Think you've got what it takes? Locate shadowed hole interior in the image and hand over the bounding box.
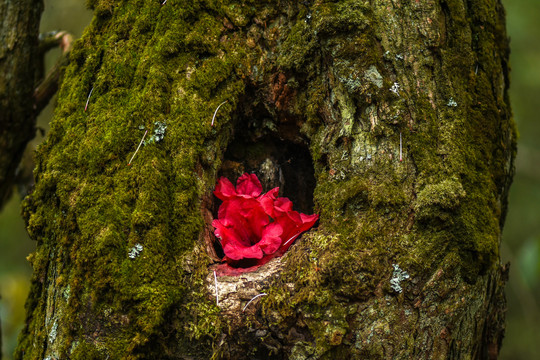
[212,100,316,263]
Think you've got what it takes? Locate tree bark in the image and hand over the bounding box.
[16,1,515,359]
[0,0,43,208]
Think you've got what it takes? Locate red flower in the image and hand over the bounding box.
[212,173,318,273]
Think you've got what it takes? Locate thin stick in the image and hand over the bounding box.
[242,293,267,312]
[399,132,403,162]
[283,232,301,247]
[84,87,94,112]
[128,130,148,165]
[213,270,219,306]
[211,100,228,126]
[161,0,167,4]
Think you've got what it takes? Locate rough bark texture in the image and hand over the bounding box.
[0,0,43,208]
[16,0,515,359]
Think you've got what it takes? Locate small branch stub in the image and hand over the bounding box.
[242,293,267,312]
[399,132,402,162]
[128,130,148,166]
[211,100,228,126]
[214,270,219,306]
[84,87,94,112]
[282,232,302,248]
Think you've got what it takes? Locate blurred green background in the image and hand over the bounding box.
[0,0,538,358]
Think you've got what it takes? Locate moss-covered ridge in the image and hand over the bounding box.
[236,0,514,357]
[17,0,255,358]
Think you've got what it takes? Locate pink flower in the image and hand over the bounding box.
[212,173,318,272]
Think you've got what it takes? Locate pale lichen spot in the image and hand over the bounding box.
[128,243,144,259]
[363,65,383,88]
[390,264,409,293]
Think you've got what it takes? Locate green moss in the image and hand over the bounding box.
[16,0,254,357]
[277,21,318,71]
[415,177,466,219]
[70,339,104,359]
[222,3,256,27]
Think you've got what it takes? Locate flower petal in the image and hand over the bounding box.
[274,197,294,212]
[218,198,269,241]
[258,222,283,254]
[236,173,263,197]
[275,210,319,252]
[259,187,279,217]
[299,213,319,229]
[212,173,319,270]
[212,218,249,247]
[214,177,237,200]
[223,242,264,260]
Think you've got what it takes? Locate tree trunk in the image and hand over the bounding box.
[0,0,43,207]
[16,1,515,359]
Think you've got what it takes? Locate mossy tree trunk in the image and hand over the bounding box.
[0,0,43,207]
[16,1,515,359]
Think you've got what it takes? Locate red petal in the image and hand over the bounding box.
[214,177,237,200]
[300,213,319,229]
[274,197,294,212]
[275,211,319,251]
[244,206,270,240]
[213,219,249,248]
[280,232,301,251]
[223,242,264,260]
[275,211,300,241]
[212,173,319,270]
[236,173,263,197]
[220,198,269,241]
[258,222,283,254]
[259,187,279,217]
